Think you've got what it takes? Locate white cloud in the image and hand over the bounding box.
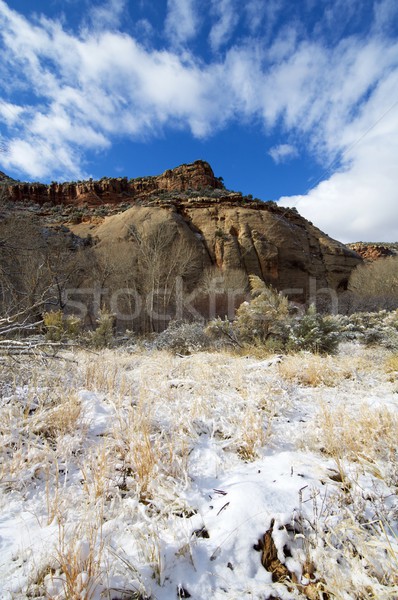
[88,0,126,30]
[279,69,398,242]
[1,0,398,242]
[165,0,199,45]
[0,2,228,178]
[0,101,25,126]
[269,143,298,163]
[373,0,398,34]
[209,0,239,52]
[262,0,286,41]
[244,0,265,33]
[5,137,83,181]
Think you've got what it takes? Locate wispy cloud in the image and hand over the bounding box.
[209,0,239,51]
[165,0,199,45]
[269,143,298,164]
[88,0,127,30]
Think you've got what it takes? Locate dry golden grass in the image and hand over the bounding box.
[32,392,82,441]
[110,397,190,501]
[385,353,398,376]
[314,509,398,599]
[306,402,398,473]
[2,343,397,599]
[46,516,105,600]
[83,354,130,397]
[80,444,114,502]
[278,353,363,386]
[236,407,269,461]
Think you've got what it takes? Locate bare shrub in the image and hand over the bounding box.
[349,256,398,310]
[153,320,210,354]
[129,221,201,333]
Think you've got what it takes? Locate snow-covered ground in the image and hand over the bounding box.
[0,343,397,599]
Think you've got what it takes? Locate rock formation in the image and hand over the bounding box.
[5,160,224,206]
[347,243,398,261]
[2,160,362,306]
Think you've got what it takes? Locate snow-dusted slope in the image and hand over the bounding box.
[0,344,397,599]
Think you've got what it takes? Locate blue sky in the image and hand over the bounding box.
[0,0,398,242]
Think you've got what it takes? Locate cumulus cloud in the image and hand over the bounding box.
[0,1,228,178]
[279,72,398,242]
[269,143,298,163]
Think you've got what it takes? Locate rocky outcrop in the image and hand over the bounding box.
[347,243,398,261]
[0,171,17,184]
[3,160,362,303]
[5,160,224,206]
[74,194,362,302]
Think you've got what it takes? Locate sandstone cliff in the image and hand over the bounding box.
[70,196,361,302]
[347,243,398,261]
[3,160,362,305]
[6,160,223,206]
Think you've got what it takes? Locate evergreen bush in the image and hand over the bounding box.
[89,311,116,349]
[234,276,290,344]
[287,305,342,354]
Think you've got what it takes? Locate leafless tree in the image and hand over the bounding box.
[348,256,398,311]
[196,266,248,319]
[0,212,95,358]
[129,221,201,332]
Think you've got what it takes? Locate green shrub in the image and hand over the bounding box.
[43,311,82,342]
[234,276,290,344]
[89,311,116,349]
[287,305,342,354]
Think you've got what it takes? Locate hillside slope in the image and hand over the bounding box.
[1,161,362,318]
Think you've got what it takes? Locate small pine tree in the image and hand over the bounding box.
[90,311,116,349]
[43,311,82,342]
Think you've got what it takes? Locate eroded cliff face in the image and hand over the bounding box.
[181,202,360,295]
[3,160,362,302]
[6,160,224,206]
[75,195,361,302]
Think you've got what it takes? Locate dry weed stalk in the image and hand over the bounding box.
[83,353,129,398]
[112,396,190,501]
[309,402,398,466]
[80,443,114,502]
[278,354,356,387]
[237,407,270,461]
[48,512,105,600]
